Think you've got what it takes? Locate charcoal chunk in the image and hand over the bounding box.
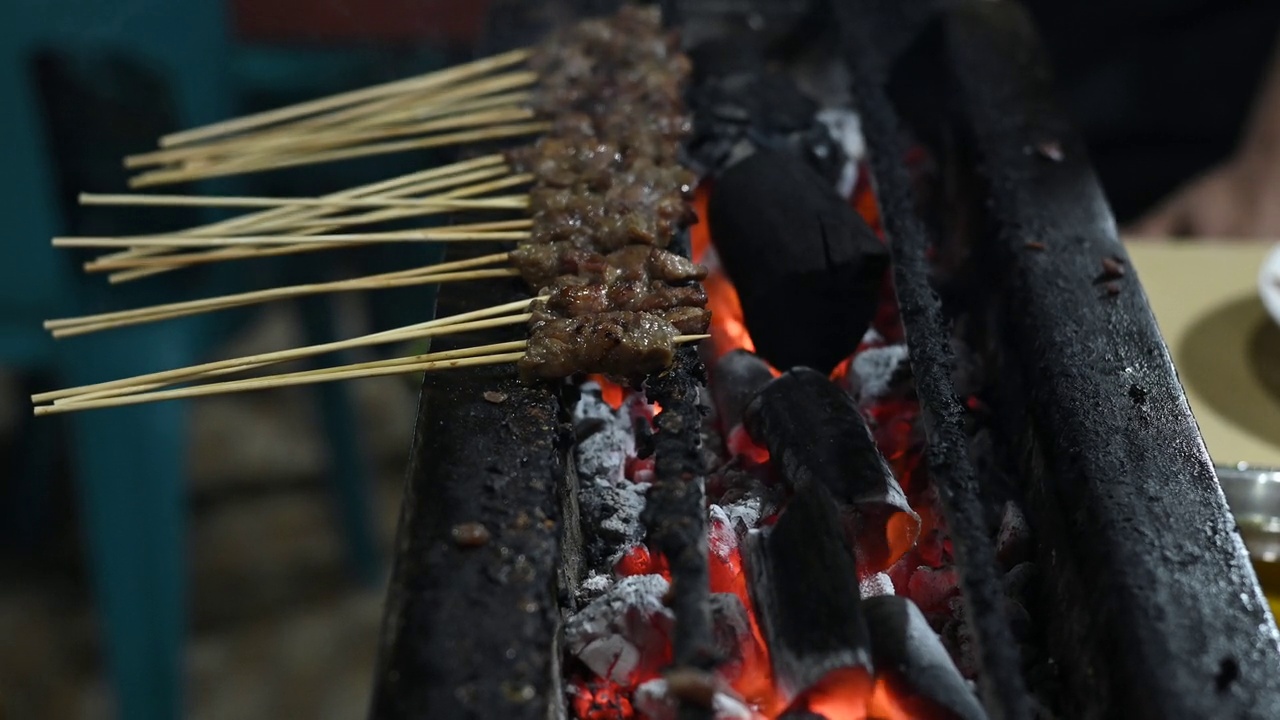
[708,149,888,373]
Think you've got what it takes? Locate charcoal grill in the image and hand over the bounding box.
[369,1,1280,718]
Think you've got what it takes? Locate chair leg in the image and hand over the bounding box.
[61,330,191,720]
[297,294,381,587]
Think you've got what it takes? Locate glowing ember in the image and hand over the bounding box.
[691,185,759,360]
[726,425,770,464]
[572,680,636,720]
[589,374,628,410]
[568,145,965,720]
[789,668,875,719]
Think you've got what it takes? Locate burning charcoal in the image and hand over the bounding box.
[571,680,636,720]
[711,350,777,434]
[907,565,960,615]
[859,572,895,598]
[708,149,888,372]
[744,480,873,703]
[633,678,754,720]
[573,386,650,568]
[708,505,744,581]
[995,501,1031,569]
[862,596,990,720]
[1002,561,1036,604]
[564,574,675,684]
[745,369,921,573]
[574,383,636,482]
[709,592,753,673]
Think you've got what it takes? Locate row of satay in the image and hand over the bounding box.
[500,6,711,380]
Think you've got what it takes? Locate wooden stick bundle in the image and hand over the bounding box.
[96,173,533,282]
[158,48,533,148]
[33,335,710,415]
[33,297,539,406]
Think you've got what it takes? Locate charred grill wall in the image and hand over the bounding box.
[835,0,1280,717]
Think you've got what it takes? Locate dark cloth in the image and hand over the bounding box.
[1022,0,1280,221]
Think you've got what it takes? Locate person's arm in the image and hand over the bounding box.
[1131,34,1280,238]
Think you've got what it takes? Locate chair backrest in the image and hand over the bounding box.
[0,0,232,368]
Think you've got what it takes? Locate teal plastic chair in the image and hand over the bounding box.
[0,4,383,717]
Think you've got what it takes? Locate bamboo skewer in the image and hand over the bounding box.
[126,103,537,170]
[278,173,532,232]
[99,174,533,282]
[127,75,539,171]
[94,228,525,274]
[62,230,530,251]
[35,353,529,414]
[76,192,529,213]
[89,155,510,268]
[31,296,539,405]
[55,340,533,406]
[34,336,711,415]
[158,48,532,148]
[46,252,513,332]
[267,79,536,137]
[131,121,550,188]
[48,267,519,338]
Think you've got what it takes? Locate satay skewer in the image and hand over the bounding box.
[52,340,533,406]
[48,269,519,338]
[158,48,533,148]
[32,296,541,405]
[77,191,529,212]
[101,173,533,282]
[88,155,511,270]
[127,102,537,170]
[131,121,549,188]
[45,252,512,332]
[34,335,711,415]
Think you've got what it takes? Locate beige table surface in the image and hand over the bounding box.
[1125,241,1280,467]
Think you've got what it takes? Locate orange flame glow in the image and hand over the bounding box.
[588,374,627,410]
[691,185,760,360]
[790,667,875,719]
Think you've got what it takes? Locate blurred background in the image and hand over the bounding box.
[1,0,1279,719]
[0,1,494,718]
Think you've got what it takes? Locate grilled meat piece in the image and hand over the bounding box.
[543,276,707,317]
[519,311,680,379]
[511,242,707,290]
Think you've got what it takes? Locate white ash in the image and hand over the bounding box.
[633,679,755,720]
[573,385,648,564]
[573,383,635,483]
[851,344,910,404]
[707,505,739,561]
[578,571,613,601]
[859,572,895,598]
[565,574,674,684]
[714,491,766,532]
[816,108,865,199]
